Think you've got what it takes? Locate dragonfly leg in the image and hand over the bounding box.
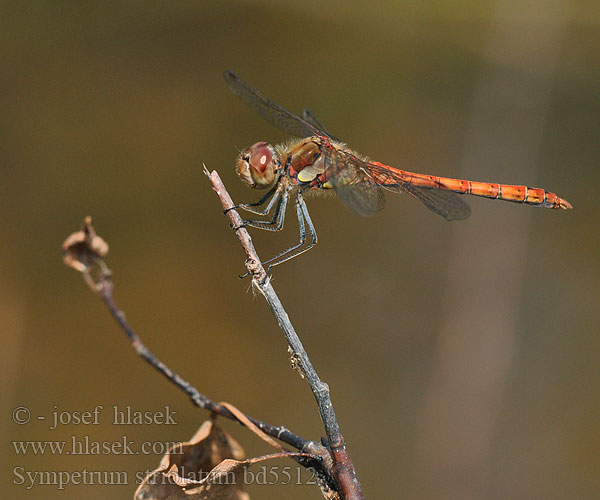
[262,192,318,272]
[242,189,289,232]
[226,185,280,216]
[239,192,316,279]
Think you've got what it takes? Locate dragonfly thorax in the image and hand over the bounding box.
[236,142,278,190]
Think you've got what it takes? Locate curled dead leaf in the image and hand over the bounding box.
[164,458,250,500]
[62,216,109,272]
[135,419,323,500]
[163,453,314,500]
[219,402,285,453]
[134,420,246,500]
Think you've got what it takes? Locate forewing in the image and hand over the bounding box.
[224,70,322,138]
[301,109,340,141]
[326,148,386,217]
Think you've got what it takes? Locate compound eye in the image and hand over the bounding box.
[249,142,273,173]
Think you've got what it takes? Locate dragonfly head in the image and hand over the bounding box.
[236,142,278,189]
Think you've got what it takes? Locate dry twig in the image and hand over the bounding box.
[205,168,364,500]
[62,217,335,493]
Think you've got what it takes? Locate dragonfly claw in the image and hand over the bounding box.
[238,265,270,283]
[223,206,239,215]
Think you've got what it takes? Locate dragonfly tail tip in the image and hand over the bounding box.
[558,198,573,210]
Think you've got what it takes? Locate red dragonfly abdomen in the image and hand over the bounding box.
[371,162,572,210]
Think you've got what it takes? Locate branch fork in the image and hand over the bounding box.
[62,169,365,499]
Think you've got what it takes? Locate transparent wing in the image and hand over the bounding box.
[224,70,327,138]
[360,162,471,221]
[401,185,471,221]
[324,147,386,217]
[225,70,470,221]
[301,109,340,141]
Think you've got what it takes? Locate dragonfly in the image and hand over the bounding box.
[223,70,572,272]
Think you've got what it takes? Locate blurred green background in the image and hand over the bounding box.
[3,1,599,499]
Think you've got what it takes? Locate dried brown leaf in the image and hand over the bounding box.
[62,216,109,272]
[166,454,303,500]
[164,459,250,500]
[135,419,318,500]
[134,420,246,500]
[219,402,285,453]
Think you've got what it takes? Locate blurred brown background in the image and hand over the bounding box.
[3,1,599,499]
